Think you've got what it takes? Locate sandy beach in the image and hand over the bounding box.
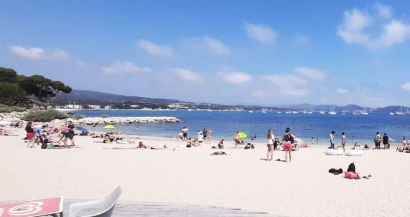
[1,127,410,217]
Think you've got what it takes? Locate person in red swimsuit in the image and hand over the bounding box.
[282,127,295,162]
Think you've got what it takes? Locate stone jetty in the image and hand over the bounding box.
[52,116,182,125]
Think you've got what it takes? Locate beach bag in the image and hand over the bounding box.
[41,139,48,149]
[186,144,191,148]
[347,162,355,172]
[244,145,250,149]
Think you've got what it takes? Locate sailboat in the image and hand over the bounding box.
[328,106,337,115]
[394,107,405,115]
[360,107,368,115]
[389,111,395,115]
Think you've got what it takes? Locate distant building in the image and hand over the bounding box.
[104,105,112,110]
[89,105,101,109]
[130,105,139,108]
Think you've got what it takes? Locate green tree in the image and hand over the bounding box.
[16,75,72,104]
[0,82,28,106]
[0,67,18,83]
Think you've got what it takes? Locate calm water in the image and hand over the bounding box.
[74,110,410,146]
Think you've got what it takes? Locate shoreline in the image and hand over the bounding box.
[1,127,410,217]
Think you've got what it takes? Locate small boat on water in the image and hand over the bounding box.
[394,107,405,115]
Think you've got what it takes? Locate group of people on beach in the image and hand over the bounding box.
[178,126,212,146]
[24,120,76,149]
[265,127,295,162]
[327,130,410,152]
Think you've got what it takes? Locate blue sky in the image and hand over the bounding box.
[1,0,409,107]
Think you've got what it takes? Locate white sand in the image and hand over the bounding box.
[1,127,409,217]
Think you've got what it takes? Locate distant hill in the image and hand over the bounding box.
[53,89,182,105]
[374,106,410,113]
[286,104,365,112]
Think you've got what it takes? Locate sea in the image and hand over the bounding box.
[73,110,410,147]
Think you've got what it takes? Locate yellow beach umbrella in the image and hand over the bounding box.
[238,132,247,139]
[104,125,115,129]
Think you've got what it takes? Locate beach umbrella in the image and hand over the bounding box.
[104,125,115,129]
[238,132,247,139]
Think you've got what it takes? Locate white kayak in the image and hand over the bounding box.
[325,149,344,155]
[345,149,363,156]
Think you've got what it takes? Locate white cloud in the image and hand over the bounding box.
[102,61,151,74]
[218,71,252,84]
[252,90,267,98]
[337,5,410,49]
[203,36,230,55]
[402,82,410,91]
[295,35,310,45]
[168,68,201,81]
[136,39,174,57]
[10,46,70,60]
[183,36,229,55]
[376,3,391,19]
[337,88,348,94]
[76,61,86,66]
[51,49,70,59]
[265,74,308,96]
[244,22,277,44]
[294,67,326,80]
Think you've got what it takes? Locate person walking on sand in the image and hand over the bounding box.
[341,132,346,153]
[266,129,275,161]
[311,137,314,145]
[282,127,294,162]
[329,131,335,149]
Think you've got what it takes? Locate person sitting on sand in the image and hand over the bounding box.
[192,138,200,147]
[396,146,409,152]
[363,144,371,150]
[0,130,18,136]
[218,139,224,149]
[138,141,167,150]
[211,151,231,155]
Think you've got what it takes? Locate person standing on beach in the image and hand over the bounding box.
[383,133,389,149]
[233,132,240,148]
[181,126,188,141]
[202,128,207,141]
[25,121,34,148]
[282,127,294,162]
[329,131,335,149]
[310,137,314,145]
[266,129,275,161]
[341,132,346,152]
[206,128,212,143]
[374,132,382,149]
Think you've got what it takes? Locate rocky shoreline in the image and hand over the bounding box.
[0,111,182,125]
